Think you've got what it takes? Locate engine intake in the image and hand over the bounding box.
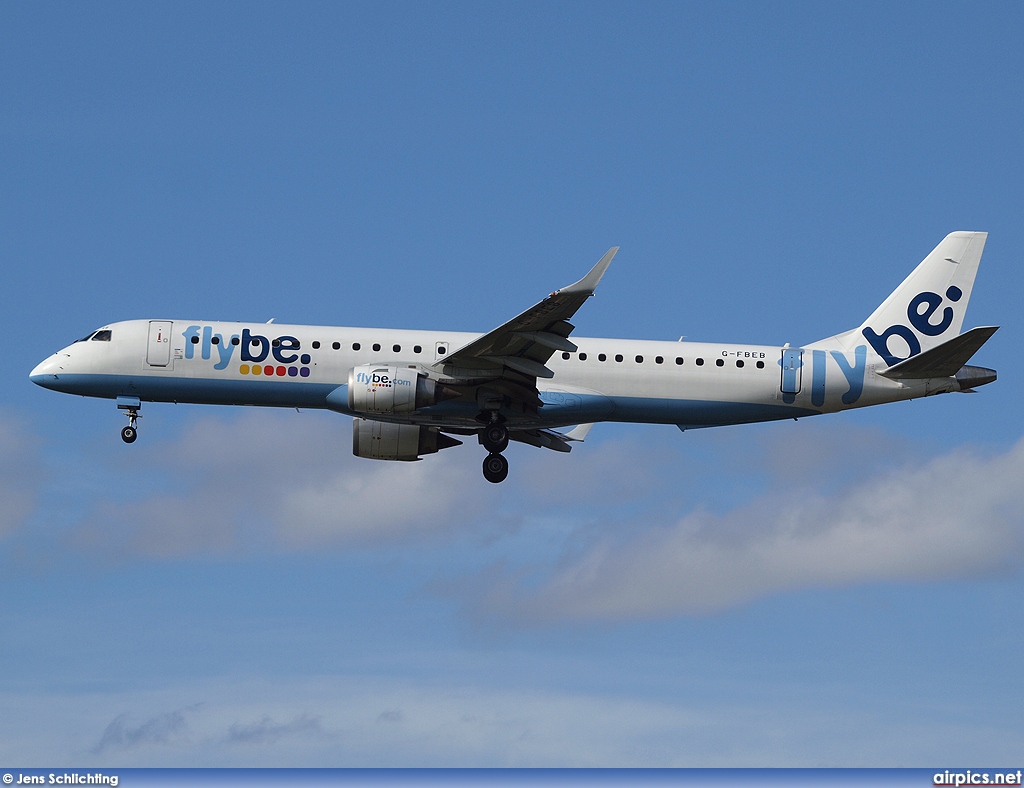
[352,418,462,461]
[347,365,459,415]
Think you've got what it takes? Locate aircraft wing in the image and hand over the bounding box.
[436,247,618,381]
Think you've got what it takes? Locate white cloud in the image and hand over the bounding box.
[0,409,43,539]
[277,454,482,548]
[68,410,494,558]
[93,707,198,754]
[0,676,722,766]
[2,672,1020,767]
[473,435,1024,621]
[225,713,330,746]
[48,410,1024,621]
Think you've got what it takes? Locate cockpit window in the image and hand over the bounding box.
[74,328,112,343]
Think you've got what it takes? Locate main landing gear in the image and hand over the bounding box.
[482,452,509,484]
[480,421,509,483]
[481,422,509,454]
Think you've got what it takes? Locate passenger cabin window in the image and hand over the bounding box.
[635,355,643,363]
[562,352,570,360]
[716,359,724,367]
[696,358,705,366]
[191,335,200,344]
[675,357,683,365]
[312,341,321,349]
[91,330,112,342]
[231,337,240,345]
[393,344,401,353]
[615,354,623,362]
[598,353,606,362]
[756,360,765,369]
[414,345,422,354]
[373,343,381,352]
[211,336,220,345]
[736,360,744,368]
[437,346,447,355]
[656,356,664,364]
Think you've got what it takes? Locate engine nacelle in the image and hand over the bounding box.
[348,365,456,415]
[352,418,461,461]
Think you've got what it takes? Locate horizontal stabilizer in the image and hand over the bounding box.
[879,326,999,379]
[510,428,575,453]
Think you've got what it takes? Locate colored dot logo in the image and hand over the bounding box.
[239,363,310,378]
[232,329,313,378]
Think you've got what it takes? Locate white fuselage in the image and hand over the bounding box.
[30,318,948,432]
[27,233,995,484]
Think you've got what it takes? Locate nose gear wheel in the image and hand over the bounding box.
[120,405,140,444]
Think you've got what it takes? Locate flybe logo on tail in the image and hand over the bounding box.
[862,286,963,366]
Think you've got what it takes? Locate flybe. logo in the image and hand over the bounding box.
[182,326,312,378]
[354,371,411,388]
[861,286,963,366]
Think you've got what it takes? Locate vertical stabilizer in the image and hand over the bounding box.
[816,232,988,366]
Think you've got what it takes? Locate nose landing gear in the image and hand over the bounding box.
[117,396,141,444]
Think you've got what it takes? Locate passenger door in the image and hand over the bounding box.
[147,321,173,367]
[780,348,802,395]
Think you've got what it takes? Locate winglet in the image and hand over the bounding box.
[555,247,619,296]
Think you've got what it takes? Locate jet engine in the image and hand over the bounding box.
[347,365,459,415]
[352,418,462,461]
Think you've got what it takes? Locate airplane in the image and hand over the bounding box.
[30,231,998,483]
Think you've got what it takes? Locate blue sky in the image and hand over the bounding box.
[2,1,1023,766]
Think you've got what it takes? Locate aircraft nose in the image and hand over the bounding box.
[30,355,63,389]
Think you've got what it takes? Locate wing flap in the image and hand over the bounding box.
[513,331,579,352]
[482,355,555,378]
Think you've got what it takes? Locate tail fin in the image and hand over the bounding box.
[817,231,988,366]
